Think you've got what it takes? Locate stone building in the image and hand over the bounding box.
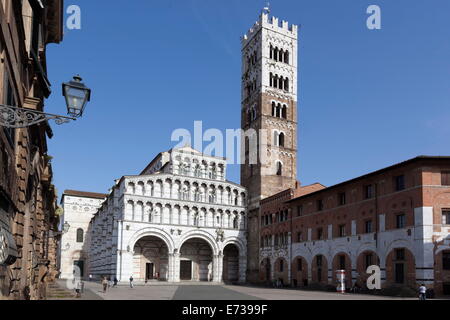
[58,190,107,280]
[89,146,247,283]
[240,12,299,283]
[259,157,450,296]
[0,0,63,300]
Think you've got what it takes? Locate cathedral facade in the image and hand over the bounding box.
[88,147,247,283]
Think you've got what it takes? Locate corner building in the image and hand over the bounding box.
[89,147,247,283]
[259,157,450,296]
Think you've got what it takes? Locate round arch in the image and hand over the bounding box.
[128,227,175,254]
[178,230,219,255]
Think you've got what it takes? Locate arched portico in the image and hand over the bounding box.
[133,236,169,282]
[178,237,214,282]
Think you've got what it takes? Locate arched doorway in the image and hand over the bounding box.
[133,236,169,281]
[356,251,380,288]
[259,258,271,283]
[223,244,239,283]
[274,258,288,286]
[180,238,213,281]
[332,253,352,289]
[386,247,416,288]
[292,256,308,287]
[311,254,328,285]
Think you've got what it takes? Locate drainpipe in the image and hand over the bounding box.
[374,183,379,250]
[289,190,294,287]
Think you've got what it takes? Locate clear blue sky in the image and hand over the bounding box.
[45,0,450,198]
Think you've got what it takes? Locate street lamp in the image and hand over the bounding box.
[0,75,91,128]
[62,222,71,234]
[62,75,91,118]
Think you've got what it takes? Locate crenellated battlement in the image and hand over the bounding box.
[242,12,298,46]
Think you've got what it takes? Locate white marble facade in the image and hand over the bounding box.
[89,147,248,283]
[59,193,106,279]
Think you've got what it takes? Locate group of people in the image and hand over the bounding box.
[101,276,119,293]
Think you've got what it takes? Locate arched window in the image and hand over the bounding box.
[274,47,279,61]
[279,132,285,147]
[272,102,276,117]
[76,228,84,243]
[284,51,289,64]
[277,104,282,118]
[270,45,273,59]
[269,73,273,87]
[276,162,283,176]
[233,217,238,229]
[282,105,287,119]
[284,78,289,92]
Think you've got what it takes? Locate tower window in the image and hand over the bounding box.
[276,162,283,176]
[279,132,285,147]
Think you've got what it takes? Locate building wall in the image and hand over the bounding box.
[0,0,63,300]
[258,159,450,295]
[59,193,106,279]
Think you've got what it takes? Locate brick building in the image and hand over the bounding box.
[0,0,64,300]
[259,156,450,296]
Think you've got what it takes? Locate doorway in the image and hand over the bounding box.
[180,261,192,280]
[73,260,84,278]
[146,263,154,280]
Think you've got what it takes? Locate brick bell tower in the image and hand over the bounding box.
[240,10,299,282]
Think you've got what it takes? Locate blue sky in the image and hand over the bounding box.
[45,0,450,198]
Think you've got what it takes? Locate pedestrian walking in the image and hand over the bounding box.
[102,277,108,294]
[75,280,82,298]
[129,275,134,288]
[107,276,112,288]
[113,277,118,287]
[89,274,93,282]
[419,284,427,301]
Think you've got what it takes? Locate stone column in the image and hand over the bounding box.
[213,254,224,283]
[172,252,180,282]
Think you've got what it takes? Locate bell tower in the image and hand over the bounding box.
[240,10,299,282]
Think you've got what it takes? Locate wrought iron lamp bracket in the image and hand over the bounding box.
[0,104,76,129]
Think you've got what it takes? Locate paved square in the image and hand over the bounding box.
[59,281,414,301]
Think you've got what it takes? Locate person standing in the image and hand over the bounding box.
[419,284,427,301]
[129,275,134,288]
[113,277,118,288]
[75,280,82,298]
[102,277,108,294]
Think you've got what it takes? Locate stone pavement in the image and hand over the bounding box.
[54,280,416,300]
